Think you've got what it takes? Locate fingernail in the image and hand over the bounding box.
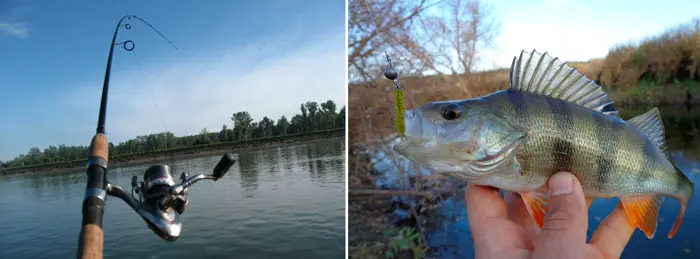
[549,172,573,197]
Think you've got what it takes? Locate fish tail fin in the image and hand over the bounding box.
[668,163,694,239]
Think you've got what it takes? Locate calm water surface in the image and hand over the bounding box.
[368,104,700,259]
[0,138,345,259]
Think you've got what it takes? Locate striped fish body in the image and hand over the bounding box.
[480,90,689,200]
[394,50,693,239]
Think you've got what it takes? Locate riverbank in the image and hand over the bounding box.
[349,153,424,258]
[349,142,460,259]
[1,128,344,175]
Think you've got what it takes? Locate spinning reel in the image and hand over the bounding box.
[105,154,236,241]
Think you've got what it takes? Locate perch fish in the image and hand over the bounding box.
[394,50,694,239]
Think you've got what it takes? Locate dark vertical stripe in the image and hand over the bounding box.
[506,91,531,166]
[552,139,572,172]
[507,90,533,140]
[507,91,528,117]
[636,138,657,187]
[547,97,573,172]
[593,114,623,189]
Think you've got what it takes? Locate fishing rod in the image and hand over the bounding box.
[361,0,406,137]
[77,15,236,259]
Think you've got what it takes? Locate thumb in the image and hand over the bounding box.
[532,171,588,259]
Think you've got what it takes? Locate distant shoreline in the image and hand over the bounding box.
[1,128,345,176]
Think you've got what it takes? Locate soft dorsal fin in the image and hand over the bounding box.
[509,50,619,118]
[628,107,667,153]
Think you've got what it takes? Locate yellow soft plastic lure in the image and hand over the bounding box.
[393,87,405,137]
[362,0,406,137]
[383,65,405,137]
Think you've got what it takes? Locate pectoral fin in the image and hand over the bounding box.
[519,194,594,231]
[520,191,549,230]
[619,196,663,239]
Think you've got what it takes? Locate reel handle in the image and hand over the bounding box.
[212,153,235,180]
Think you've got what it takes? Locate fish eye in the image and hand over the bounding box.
[441,104,461,120]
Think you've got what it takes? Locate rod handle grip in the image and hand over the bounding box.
[77,224,103,259]
[89,133,109,165]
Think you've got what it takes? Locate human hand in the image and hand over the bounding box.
[465,172,636,259]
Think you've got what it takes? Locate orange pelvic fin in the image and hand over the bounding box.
[520,191,548,230]
[619,196,663,239]
[586,197,595,209]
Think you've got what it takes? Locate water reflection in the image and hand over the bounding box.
[238,151,260,196]
[0,138,345,259]
[620,104,700,160]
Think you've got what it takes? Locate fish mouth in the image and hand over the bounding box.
[393,136,439,168]
[394,135,520,181]
[393,137,422,156]
[403,108,428,139]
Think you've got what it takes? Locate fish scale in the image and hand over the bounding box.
[485,91,676,197]
[394,49,694,239]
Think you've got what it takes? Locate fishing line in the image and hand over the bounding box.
[126,15,180,51]
[361,0,405,137]
[131,50,170,137]
[360,0,447,138]
[115,15,179,147]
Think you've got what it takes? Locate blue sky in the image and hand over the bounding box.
[0,0,345,160]
[475,0,700,70]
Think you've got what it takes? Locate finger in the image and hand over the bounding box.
[532,172,588,259]
[506,192,539,238]
[465,183,508,237]
[589,202,635,258]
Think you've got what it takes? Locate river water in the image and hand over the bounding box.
[367,104,700,259]
[0,138,345,259]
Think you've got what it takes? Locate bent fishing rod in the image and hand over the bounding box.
[77,15,236,259]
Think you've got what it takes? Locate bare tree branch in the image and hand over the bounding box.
[348,0,500,81]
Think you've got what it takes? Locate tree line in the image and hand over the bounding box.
[1,100,344,169]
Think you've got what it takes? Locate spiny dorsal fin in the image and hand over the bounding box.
[628,107,667,153]
[509,50,619,118]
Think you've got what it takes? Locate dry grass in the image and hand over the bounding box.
[599,18,700,90]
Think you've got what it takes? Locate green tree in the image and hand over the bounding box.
[4,99,344,170]
[305,101,319,130]
[259,117,274,137]
[219,124,229,142]
[231,111,254,141]
[276,116,290,135]
[300,104,308,132]
[337,106,345,128]
[320,100,338,129]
